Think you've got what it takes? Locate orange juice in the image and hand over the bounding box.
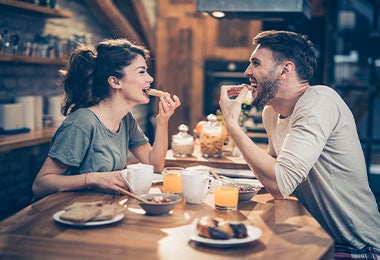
[214,186,238,211]
[162,167,183,194]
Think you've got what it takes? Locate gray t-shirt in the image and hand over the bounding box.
[48,108,148,175]
[263,85,380,250]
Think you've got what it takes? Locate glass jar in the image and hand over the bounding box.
[200,114,224,158]
[171,124,194,157]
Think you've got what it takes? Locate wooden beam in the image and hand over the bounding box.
[131,0,155,52]
[83,0,142,44]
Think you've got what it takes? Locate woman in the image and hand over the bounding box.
[33,38,181,199]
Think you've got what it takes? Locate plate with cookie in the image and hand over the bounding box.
[53,201,125,226]
[190,216,262,247]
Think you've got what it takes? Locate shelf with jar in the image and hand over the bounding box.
[0,0,72,18]
[0,53,66,65]
[0,33,86,65]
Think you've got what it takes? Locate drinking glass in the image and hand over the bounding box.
[162,167,184,195]
[214,185,238,211]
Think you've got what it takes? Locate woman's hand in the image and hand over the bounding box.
[156,95,181,124]
[86,170,127,192]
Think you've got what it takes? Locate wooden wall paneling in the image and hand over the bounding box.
[217,20,250,47]
[131,0,155,50]
[83,0,142,44]
[112,0,155,52]
[189,16,207,128]
[173,27,193,134]
[156,17,180,137]
[156,17,197,138]
[156,0,207,138]
[205,18,262,60]
[158,0,197,17]
[167,18,189,135]
[156,0,261,136]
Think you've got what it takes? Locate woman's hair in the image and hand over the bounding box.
[253,30,317,82]
[59,38,150,115]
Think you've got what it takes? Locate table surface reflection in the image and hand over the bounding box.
[0,184,333,259]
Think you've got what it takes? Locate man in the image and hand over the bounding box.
[219,30,380,259]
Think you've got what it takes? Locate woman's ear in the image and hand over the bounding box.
[108,76,121,89]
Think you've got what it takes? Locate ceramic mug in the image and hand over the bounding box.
[181,169,215,204]
[121,163,154,195]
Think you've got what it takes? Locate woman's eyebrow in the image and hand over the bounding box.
[135,65,147,70]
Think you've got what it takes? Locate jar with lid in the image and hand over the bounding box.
[200,114,224,158]
[171,124,194,157]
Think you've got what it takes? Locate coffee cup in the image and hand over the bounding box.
[121,163,154,195]
[181,169,215,204]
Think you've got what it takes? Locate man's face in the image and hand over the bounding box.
[244,45,281,106]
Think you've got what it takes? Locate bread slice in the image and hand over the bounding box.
[93,204,124,221]
[60,206,101,223]
[64,201,104,211]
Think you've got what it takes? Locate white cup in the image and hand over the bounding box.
[121,163,154,195]
[181,170,215,204]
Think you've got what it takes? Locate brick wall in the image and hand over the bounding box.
[0,144,50,220]
[0,0,112,102]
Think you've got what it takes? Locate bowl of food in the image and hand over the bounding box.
[138,193,182,216]
[234,183,262,203]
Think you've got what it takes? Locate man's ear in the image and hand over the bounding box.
[280,62,294,77]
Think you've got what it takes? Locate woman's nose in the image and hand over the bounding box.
[147,74,154,83]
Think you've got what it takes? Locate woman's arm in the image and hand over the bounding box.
[130,95,181,173]
[32,157,127,199]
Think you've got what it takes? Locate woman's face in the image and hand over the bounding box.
[118,54,154,104]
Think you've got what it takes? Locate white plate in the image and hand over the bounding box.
[190,225,262,247]
[153,173,163,184]
[53,210,124,226]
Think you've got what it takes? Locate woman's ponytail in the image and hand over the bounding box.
[60,46,97,115]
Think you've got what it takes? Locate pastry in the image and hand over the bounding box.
[145,88,170,97]
[196,216,248,240]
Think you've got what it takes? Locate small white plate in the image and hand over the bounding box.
[153,173,163,184]
[53,210,124,226]
[190,225,262,247]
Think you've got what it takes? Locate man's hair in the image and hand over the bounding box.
[253,30,317,81]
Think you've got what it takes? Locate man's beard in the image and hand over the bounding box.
[252,72,280,107]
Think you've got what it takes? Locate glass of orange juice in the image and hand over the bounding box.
[162,167,184,195]
[214,185,238,211]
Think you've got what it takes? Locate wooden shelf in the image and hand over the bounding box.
[0,0,72,18]
[0,127,57,152]
[0,54,66,65]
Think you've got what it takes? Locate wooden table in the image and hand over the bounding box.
[165,143,268,170]
[0,186,334,259]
